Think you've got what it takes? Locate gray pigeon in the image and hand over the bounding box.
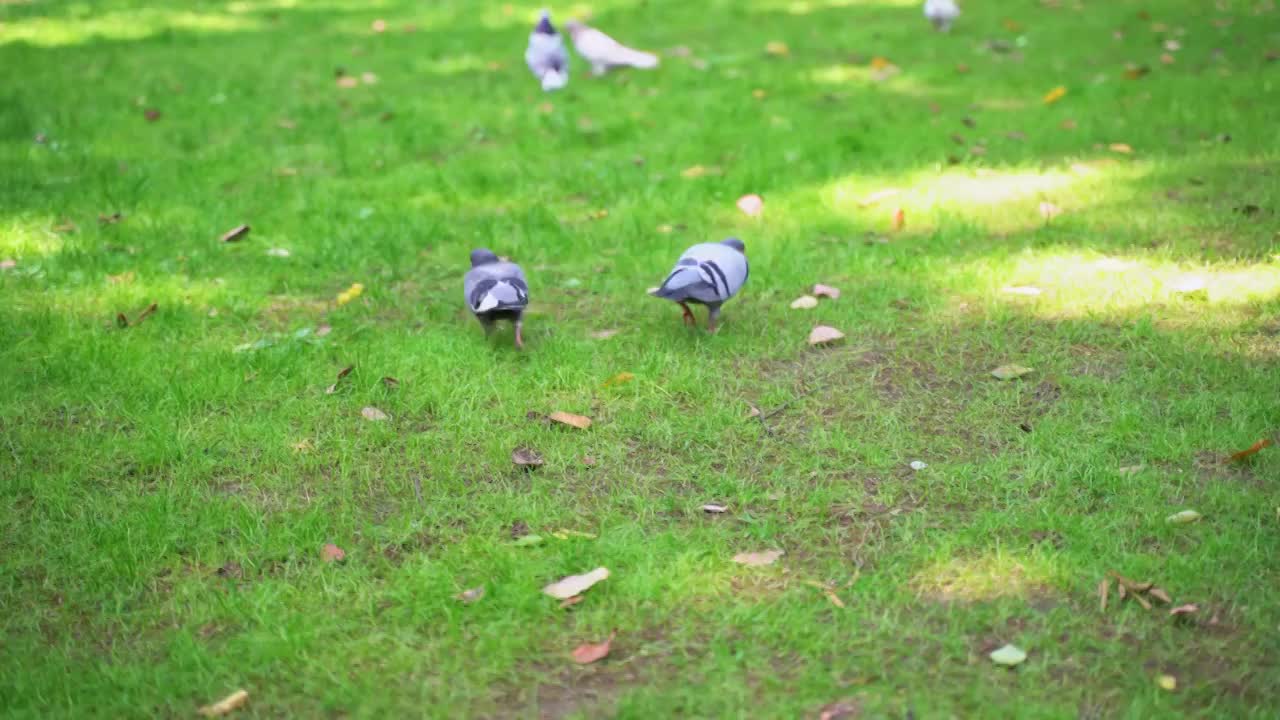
[464,248,530,349]
[525,10,569,91]
[651,238,748,332]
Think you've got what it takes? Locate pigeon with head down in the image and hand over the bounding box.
[923,0,960,31]
[651,238,748,333]
[564,20,659,76]
[465,249,530,349]
[526,9,569,91]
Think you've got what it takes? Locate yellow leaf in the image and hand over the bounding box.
[765,41,790,57]
[604,372,635,387]
[681,165,708,179]
[1042,86,1067,104]
[336,282,364,306]
[1157,674,1177,691]
[869,56,893,70]
[1108,143,1134,154]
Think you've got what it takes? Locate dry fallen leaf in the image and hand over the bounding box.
[0,259,15,270]
[266,247,290,257]
[1117,464,1144,475]
[321,543,346,563]
[198,689,249,717]
[361,406,389,421]
[681,165,717,179]
[582,455,596,467]
[765,41,790,57]
[732,549,784,566]
[549,411,592,430]
[571,631,616,664]
[456,586,485,604]
[812,283,841,299]
[1229,437,1273,462]
[144,109,162,122]
[381,376,400,389]
[736,193,764,217]
[1166,510,1201,524]
[604,372,635,387]
[1061,118,1078,130]
[817,698,863,720]
[107,271,135,285]
[790,295,819,310]
[512,447,544,468]
[1157,674,1177,691]
[808,326,845,346]
[1109,143,1134,154]
[336,75,359,88]
[1149,587,1172,604]
[702,503,728,514]
[892,207,906,231]
[991,364,1034,380]
[336,282,364,306]
[514,534,544,546]
[361,72,379,85]
[1098,578,1110,612]
[989,644,1027,667]
[220,224,250,243]
[1169,603,1199,616]
[1043,86,1068,104]
[543,567,610,599]
[590,329,620,340]
[371,18,387,33]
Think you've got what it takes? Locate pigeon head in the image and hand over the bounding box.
[535,10,556,35]
[470,248,500,267]
[720,237,746,254]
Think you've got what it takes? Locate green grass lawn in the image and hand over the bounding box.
[3,0,1279,716]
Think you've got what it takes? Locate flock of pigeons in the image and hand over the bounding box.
[470,1,962,348]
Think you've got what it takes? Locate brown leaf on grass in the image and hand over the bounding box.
[543,567,610,599]
[571,631,616,664]
[336,75,359,88]
[702,503,728,514]
[1108,571,1153,594]
[0,259,15,270]
[291,439,313,453]
[277,118,297,130]
[144,109,162,122]
[1123,64,1151,79]
[990,364,1034,380]
[1099,578,1110,612]
[99,212,123,225]
[133,303,158,326]
[198,689,249,717]
[1149,587,1172,604]
[361,406,389,421]
[603,372,635,387]
[590,328,620,340]
[107,271,135,285]
[315,324,332,337]
[1109,143,1134,154]
[808,326,845,346]
[549,411,592,430]
[512,447,544,468]
[823,589,846,608]
[817,698,863,720]
[53,220,77,234]
[1229,437,1273,462]
[1131,591,1153,610]
[371,18,387,33]
[455,586,485,604]
[220,224,250,243]
[321,543,346,563]
[790,295,819,310]
[559,595,585,609]
[732,549,784,566]
[813,283,841,299]
[1160,53,1175,65]
[891,207,905,231]
[1169,603,1199,616]
[1061,118,1078,130]
[736,194,764,217]
[582,455,596,467]
[360,72,379,85]
[1042,86,1067,104]
[765,41,790,57]
[116,313,130,328]
[381,376,400,389]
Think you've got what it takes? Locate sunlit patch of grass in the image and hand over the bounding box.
[0,9,261,47]
[911,551,1065,602]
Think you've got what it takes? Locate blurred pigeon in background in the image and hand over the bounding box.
[924,0,960,32]
[564,20,659,76]
[650,238,748,333]
[465,249,530,349]
[526,9,569,91]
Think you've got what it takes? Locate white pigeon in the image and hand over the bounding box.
[564,20,659,76]
[525,10,569,91]
[651,238,748,333]
[924,0,960,32]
